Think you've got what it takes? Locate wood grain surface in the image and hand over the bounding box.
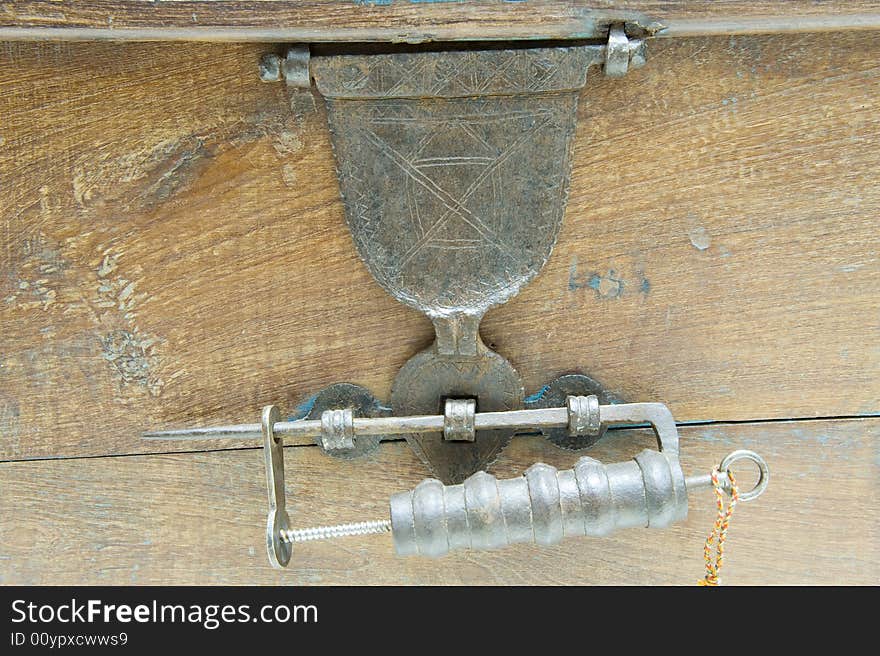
[1,33,878,462]
[1,2,880,42]
[0,30,878,585]
[1,419,876,585]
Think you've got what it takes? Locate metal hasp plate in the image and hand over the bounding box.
[274,28,646,483]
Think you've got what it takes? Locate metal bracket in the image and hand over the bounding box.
[149,26,648,484]
[147,394,769,569]
[258,398,766,566]
[259,26,646,86]
[142,26,774,572]
[252,25,648,482]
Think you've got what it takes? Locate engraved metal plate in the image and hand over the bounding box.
[311,45,606,482]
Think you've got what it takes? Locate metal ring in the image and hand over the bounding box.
[719,449,769,502]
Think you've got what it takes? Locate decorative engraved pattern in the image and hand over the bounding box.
[313,46,603,99]
[328,93,578,315]
[312,47,596,481]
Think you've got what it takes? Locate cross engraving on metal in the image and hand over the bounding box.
[143,32,777,574]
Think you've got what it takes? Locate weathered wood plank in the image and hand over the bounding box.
[1,33,878,462]
[1,2,880,42]
[0,419,876,585]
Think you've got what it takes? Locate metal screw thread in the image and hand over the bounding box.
[280,519,392,544]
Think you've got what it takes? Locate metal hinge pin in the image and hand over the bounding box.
[258,24,645,87]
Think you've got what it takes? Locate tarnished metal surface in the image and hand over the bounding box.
[391,345,523,483]
[443,398,476,442]
[260,46,311,86]
[566,393,600,438]
[312,46,600,317]
[305,382,390,459]
[390,449,689,557]
[390,397,688,557]
[154,399,769,567]
[282,45,311,88]
[311,45,610,481]
[259,399,769,565]
[261,405,291,569]
[270,445,769,563]
[526,373,623,450]
[320,408,355,451]
[604,24,648,77]
[258,53,282,82]
[147,34,651,482]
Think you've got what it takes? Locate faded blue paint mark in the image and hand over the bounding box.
[569,258,644,299]
[524,384,551,404]
[595,271,623,299]
[838,264,864,273]
[288,394,318,421]
[569,265,622,299]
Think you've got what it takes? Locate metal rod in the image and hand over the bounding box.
[144,406,572,442]
[685,472,727,492]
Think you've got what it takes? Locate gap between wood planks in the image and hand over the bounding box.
[1,412,875,465]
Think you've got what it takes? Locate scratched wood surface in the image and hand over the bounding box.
[0,419,876,585]
[2,2,880,42]
[1,30,879,585]
[1,33,878,462]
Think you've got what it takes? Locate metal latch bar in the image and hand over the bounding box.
[146,395,599,445]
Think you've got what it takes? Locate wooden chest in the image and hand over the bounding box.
[1,2,878,584]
